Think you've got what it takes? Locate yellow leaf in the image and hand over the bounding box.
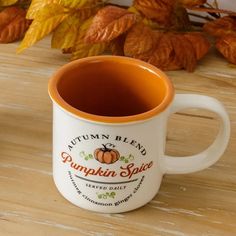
[58,0,88,8]
[71,41,106,60]
[17,4,68,53]
[58,0,104,9]
[26,0,57,19]
[51,13,81,49]
[0,0,18,6]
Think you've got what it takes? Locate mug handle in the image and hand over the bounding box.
[164,94,230,174]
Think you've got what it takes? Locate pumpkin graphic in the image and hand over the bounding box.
[94,144,120,164]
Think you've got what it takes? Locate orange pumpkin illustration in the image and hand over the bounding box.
[94,144,120,164]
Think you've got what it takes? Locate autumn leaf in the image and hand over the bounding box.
[74,5,102,21]
[125,29,176,70]
[65,16,93,55]
[128,6,160,29]
[148,34,180,71]
[17,3,68,53]
[151,37,182,71]
[51,13,81,49]
[0,6,31,43]
[109,34,126,56]
[183,32,210,60]
[203,16,236,38]
[58,0,89,8]
[84,6,137,43]
[71,42,106,60]
[216,35,236,64]
[124,23,157,57]
[133,0,175,26]
[70,15,107,60]
[170,34,197,72]
[125,26,210,72]
[58,0,104,9]
[154,33,209,71]
[0,6,19,28]
[124,29,179,71]
[75,16,93,41]
[26,0,58,19]
[0,0,18,6]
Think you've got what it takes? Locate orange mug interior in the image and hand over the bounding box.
[48,56,174,123]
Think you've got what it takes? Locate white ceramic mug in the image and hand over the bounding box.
[48,56,230,213]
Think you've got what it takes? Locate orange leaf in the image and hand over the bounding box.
[0,7,31,43]
[84,6,137,43]
[183,32,210,60]
[133,0,175,26]
[216,35,236,64]
[134,31,207,72]
[147,33,181,71]
[124,23,158,57]
[203,16,236,38]
[170,33,197,72]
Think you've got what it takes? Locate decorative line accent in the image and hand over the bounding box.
[74,175,138,185]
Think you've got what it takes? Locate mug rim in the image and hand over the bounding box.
[48,56,174,124]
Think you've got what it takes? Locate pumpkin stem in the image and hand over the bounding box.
[102,143,115,151]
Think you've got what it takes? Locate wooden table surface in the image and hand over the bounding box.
[0,37,236,236]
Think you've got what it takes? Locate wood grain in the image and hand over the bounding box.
[0,38,236,236]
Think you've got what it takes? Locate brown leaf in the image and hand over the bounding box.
[203,16,236,38]
[216,35,236,64]
[147,34,178,70]
[178,0,206,7]
[109,34,126,56]
[124,23,158,57]
[170,33,197,72]
[136,32,207,72]
[0,6,31,43]
[183,32,210,60]
[84,6,137,43]
[133,0,175,26]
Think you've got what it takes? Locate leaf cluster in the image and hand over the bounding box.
[0,0,236,71]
